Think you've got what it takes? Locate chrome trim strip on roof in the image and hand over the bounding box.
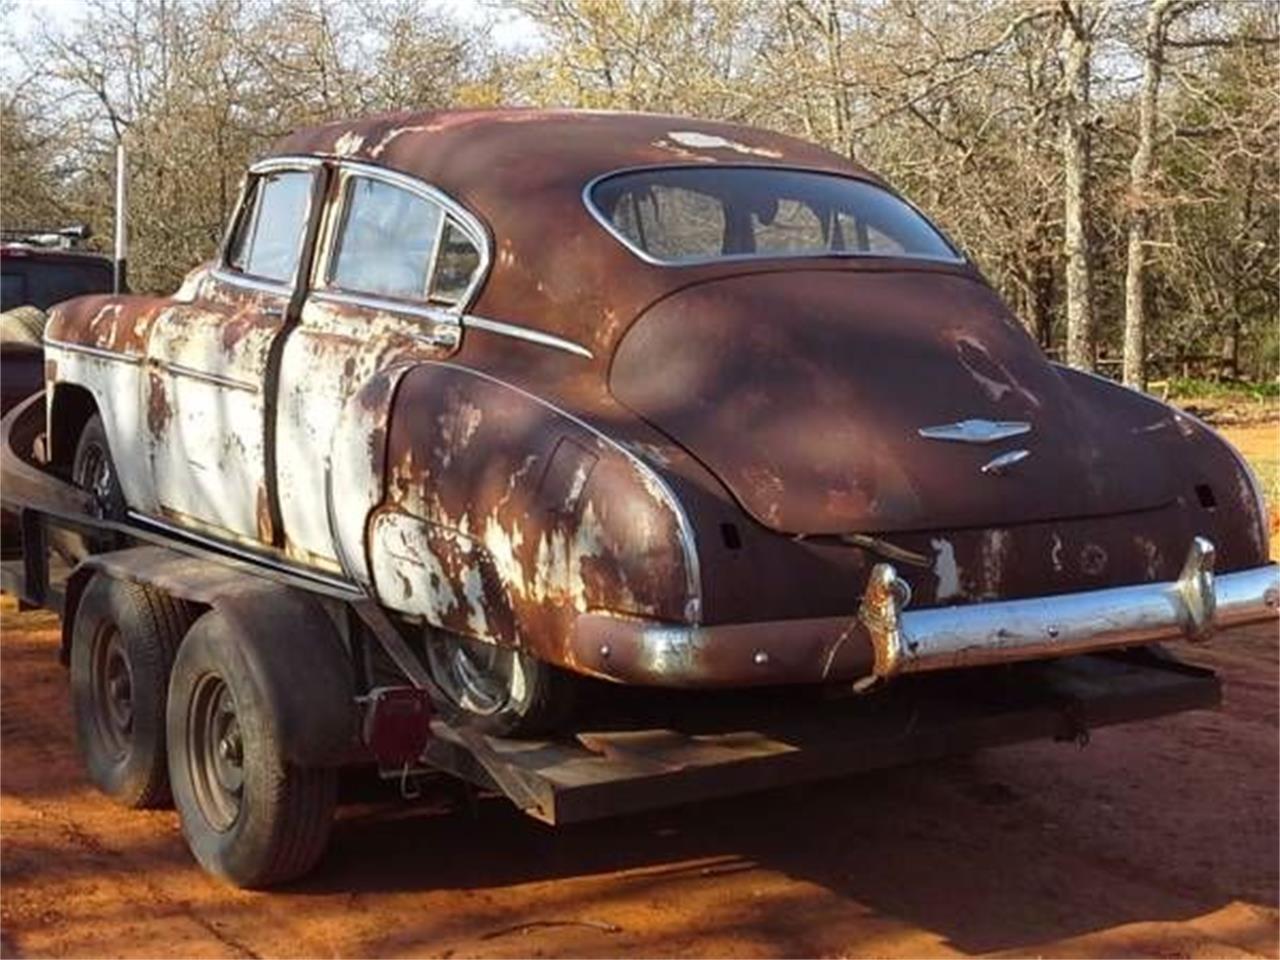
[463,315,594,359]
[581,163,967,269]
[44,337,142,365]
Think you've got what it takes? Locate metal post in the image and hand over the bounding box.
[113,142,127,293]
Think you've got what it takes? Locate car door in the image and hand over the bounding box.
[275,161,487,570]
[144,158,324,545]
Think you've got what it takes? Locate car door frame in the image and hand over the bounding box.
[142,155,330,548]
[274,159,492,570]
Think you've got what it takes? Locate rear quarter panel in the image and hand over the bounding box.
[366,363,694,669]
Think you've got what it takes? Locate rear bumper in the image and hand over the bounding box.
[571,538,1278,688]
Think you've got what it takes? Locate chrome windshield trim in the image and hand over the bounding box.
[44,338,142,365]
[582,163,966,269]
[463,315,594,359]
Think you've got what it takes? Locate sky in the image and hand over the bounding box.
[4,0,541,52]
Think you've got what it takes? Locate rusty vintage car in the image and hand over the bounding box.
[42,108,1278,740]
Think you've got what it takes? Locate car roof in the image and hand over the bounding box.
[273,108,872,190]
[270,109,924,360]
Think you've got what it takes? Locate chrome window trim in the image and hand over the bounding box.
[217,155,324,289]
[311,288,458,327]
[463,315,594,359]
[314,160,492,315]
[425,361,703,624]
[208,266,292,299]
[44,337,143,365]
[582,163,966,268]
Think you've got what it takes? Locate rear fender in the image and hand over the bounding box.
[370,363,696,667]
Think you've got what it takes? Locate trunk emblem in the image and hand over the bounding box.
[980,449,1031,475]
[918,419,1031,444]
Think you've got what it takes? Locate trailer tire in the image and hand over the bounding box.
[70,573,193,808]
[167,609,337,888]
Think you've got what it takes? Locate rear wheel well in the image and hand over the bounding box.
[49,384,98,475]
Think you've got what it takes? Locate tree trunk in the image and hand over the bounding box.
[1123,0,1174,390]
[1060,1,1097,372]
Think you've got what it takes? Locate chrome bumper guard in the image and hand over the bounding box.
[860,537,1279,681]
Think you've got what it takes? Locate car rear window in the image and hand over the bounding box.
[588,167,959,265]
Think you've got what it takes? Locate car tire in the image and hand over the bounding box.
[54,412,125,564]
[424,629,578,737]
[73,413,126,521]
[167,609,337,888]
[70,573,194,808]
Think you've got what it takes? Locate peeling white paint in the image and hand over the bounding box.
[665,130,783,158]
[931,538,961,601]
[333,131,366,157]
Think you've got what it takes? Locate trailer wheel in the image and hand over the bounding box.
[70,573,193,808]
[424,630,577,737]
[167,609,337,888]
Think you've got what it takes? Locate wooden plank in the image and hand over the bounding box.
[449,653,1220,825]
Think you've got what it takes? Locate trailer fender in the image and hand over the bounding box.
[61,547,358,767]
[180,590,358,768]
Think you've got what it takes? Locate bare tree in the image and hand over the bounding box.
[1059,0,1102,372]
[1122,0,1181,389]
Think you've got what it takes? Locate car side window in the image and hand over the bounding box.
[327,174,483,307]
[330,177,442,301]
[227,170,313,284]
[427,219,481,306]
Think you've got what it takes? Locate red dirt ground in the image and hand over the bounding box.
[1,601,1277,958]
[2,420,1278,958]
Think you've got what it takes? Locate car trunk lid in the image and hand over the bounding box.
[610,268,1173,535]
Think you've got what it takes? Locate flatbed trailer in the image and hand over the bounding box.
[0,391,1223,882]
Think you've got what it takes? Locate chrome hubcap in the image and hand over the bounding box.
[427,634,517,717]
